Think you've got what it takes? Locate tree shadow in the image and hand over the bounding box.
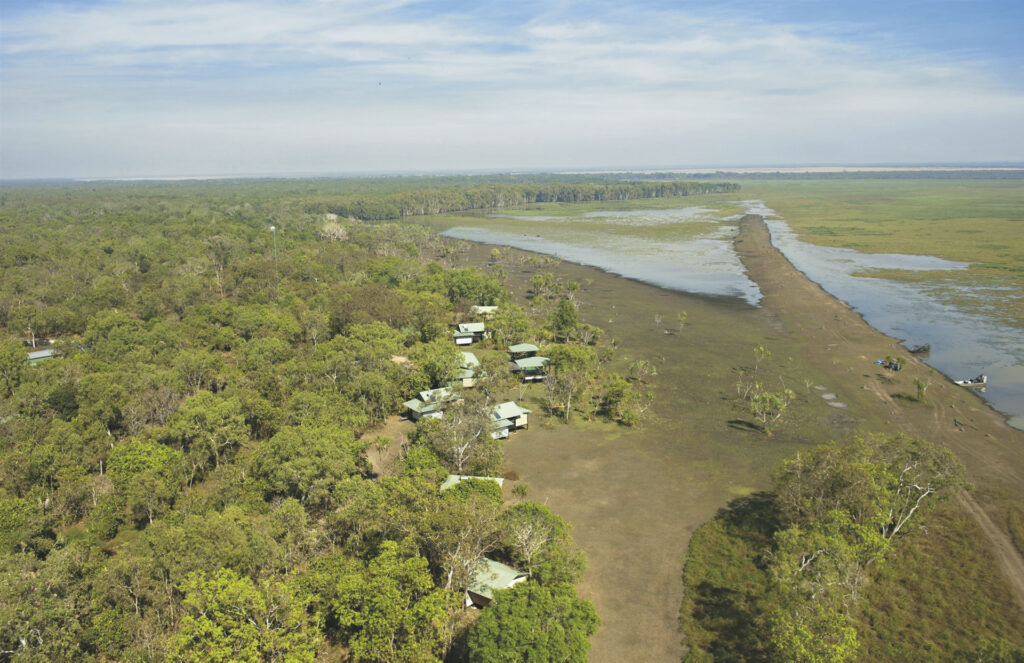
[716,492,780,544]
[727,419,763,433]
[683,493,780,661]
[690,582,768,662]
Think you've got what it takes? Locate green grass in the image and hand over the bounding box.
[855,500,1024,661]
[740,180,1024,261]
[741,180,1024,327]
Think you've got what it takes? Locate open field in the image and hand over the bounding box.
[451,205,1024,661]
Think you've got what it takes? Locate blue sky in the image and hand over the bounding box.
[2,0,1022,178]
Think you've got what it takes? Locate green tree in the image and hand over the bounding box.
[501,501,585,585]
[544,344,596,422]
[175,568,319,663]
[107,439,184,525]
[0,338,24,397]
[250,425,366,511]
[410,338,462,389]
[164,391,248,478]
[331,541,455,663]
[765,597,859,663]
[414,399,502,475]
[548,298,579,341]
[467,583,599,663]
[488,304,531,348]
[749,388,795,435]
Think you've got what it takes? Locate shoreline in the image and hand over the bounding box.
[749,213,1020,430]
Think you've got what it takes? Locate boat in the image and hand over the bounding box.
[953,374,987,388]
[909,343,930,355]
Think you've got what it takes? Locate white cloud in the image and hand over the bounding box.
[1,0,1022,177]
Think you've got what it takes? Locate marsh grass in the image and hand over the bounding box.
[743,180,1024,327]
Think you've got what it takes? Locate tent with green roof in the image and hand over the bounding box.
[466,558,528,607]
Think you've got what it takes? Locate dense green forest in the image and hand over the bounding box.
[0,177,682,661]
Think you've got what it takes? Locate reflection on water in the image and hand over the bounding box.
[448,207,762,305]
[748,201,1024,430]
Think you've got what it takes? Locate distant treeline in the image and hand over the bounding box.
[623,169,1024,181]
[312,181,739,220]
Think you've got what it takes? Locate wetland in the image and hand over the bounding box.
[435,184,1024,430]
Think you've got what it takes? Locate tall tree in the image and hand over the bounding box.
[331,541,455,663]
[175,568,319,663]
[467,583,599,663]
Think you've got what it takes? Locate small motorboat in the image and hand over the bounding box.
[954,374,987,388]
[909,344,930,355]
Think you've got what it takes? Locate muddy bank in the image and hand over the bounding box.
[453,215,1024,661]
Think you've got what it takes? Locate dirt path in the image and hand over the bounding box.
[957,491,1024,618]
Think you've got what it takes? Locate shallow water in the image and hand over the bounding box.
[748,201,1024,430]
[443,203,1024,429]
[447,207,762,305]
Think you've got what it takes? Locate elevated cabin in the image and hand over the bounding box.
[466,558,528,608]
[27,348,56,365]
[508,343,538,359]
[492,401,531,430]
[460,351,480,369]
[440,474,505,492]
[491,418,512,439]
[448,351,482,388]
[452,367,477,389]
[512,356,549,382]
[470,305,499,318]
[453,322,487,346]
[403,387,459,421]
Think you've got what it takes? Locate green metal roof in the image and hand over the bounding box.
[468,559,527,601]
[460,351,480,368]
[418,387,454,403]
[492,401,530,420]
[403,399,442,414]
[458,322,486,333]
[26,348,55,364]
[513,356,549,369]
[508,343,538,353]
[440,474,505,491]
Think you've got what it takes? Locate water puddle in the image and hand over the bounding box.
[747,201,1024,430]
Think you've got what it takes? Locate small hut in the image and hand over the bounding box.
[466,558,528,608]
[454,322,487,346]
[403,387,458,420]
[508,343,539,359]
[492,401,531,430]
[512,356,549,382]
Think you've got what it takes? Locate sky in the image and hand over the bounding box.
[2,0,1023,179]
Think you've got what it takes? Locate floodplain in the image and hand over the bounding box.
[430,179,1024,661]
